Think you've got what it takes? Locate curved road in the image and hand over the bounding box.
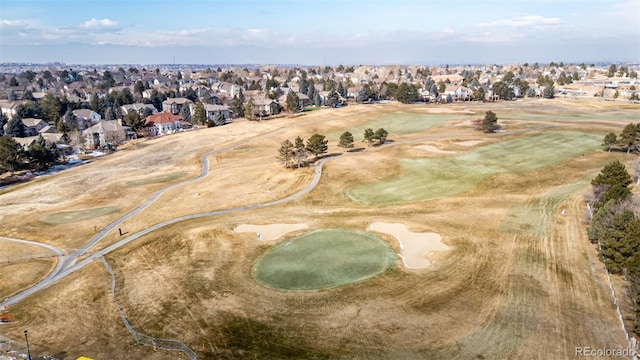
[1,113,555,308]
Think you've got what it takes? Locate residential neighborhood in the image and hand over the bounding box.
[0,61,638,175]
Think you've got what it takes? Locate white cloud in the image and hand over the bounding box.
[78,18,121,32]
[478,15,562,29]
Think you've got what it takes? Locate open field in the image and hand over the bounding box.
[125,172,187,187]
[0,99,638,359]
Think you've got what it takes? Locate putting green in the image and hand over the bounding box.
[253,229,395,291]
[348,131,602,204]
[42,206,120,225]
[126,172,186,186]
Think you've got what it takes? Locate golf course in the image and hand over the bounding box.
[0,98,638,359]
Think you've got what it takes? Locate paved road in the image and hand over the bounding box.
[1,114,553,308]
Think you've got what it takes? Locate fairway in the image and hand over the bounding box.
[253,229,395,291]
[125,172,187,186]
[347,131,602,204]
[326,111,466,140]
[41,206,120,225]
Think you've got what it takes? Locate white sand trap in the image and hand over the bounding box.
[454,140,484,147]
[415,145,456,154]
[369,222,449,269]
[234,223,309,241]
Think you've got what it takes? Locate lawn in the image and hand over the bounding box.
[347,131,602,204]
[326,111,468,140]
[253,229,395,291]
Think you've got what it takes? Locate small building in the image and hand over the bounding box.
[144,113,183,137]
[203,104,232,122]
[72,109,101,129]
[121,103,158,116]
[21,118,49,136]
[162,98,193,115]
[82,120,130,149]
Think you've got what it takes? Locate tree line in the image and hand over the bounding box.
[278,128,388,168]
[585,159,640,335]
[0,135,60,175]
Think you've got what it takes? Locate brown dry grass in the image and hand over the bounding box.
[1,99,638,359]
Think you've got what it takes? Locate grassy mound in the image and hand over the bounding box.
[253,229,395,291]
[125,172,186,186]
[347,131,602,204]
[41,206,120,225]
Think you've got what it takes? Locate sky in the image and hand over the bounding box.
[0,0,639,65]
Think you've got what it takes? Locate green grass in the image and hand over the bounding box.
[503,110,640,122]
[41,206,120,225]
[327,111,468,140]
[125,172,186,186]
[347,131,602,204]
[253,229,395,291]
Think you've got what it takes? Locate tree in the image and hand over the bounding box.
[527,87,537,98]
[543,84,555,99]
[180,104,192,123]
[618,123,640,153]
[473,87,485,101]
[356,87,371,103]
[244,98,255,120]
[192,101,206,125]
[124,111,145,134]
[475,111,500,133]
[9,77,18,86]
[306,133,328,159]
[608,64,618,78]
[5,117,27,137]
[27,136,58,171]
[294,136,307,168]
[395,83,419,103]
[231,95,244,118]
[602,132,617,152]
[286,91,300,112]
[278,139,294,168]
[326,91,340,108]
[0,136,24,174]
[374,128,388,144]
[591,160,633,207]
[363,128,375,146]
[0,112,7,136]
[338,131,354,151]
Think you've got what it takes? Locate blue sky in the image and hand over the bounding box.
[1,0,638,64]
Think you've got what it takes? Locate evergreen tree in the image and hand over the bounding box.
[0,112,8,136]
[543,84,555,99]
[278,139,294,168]
[374,128,388,144]
[244,98,255,120]
[286,91,300,112]
[313,92,322,107]
[475,111,500,133]
[213,111,226,126]
[6,117,27,137]
[338,131,354,151]
[591,160,633,207]
[363,128,375,146]
[192,101,207,125]
[618,123,640,153]
[602,132,617,152]
[306,133,328,159]
[27,135,58,171]
[0,136,24,174]
[231,95,244,118]
[180,104,192,123]
[294,136,307,168]
[124,111,144,134]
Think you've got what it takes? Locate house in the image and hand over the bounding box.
[162,98,193,115]
[278,92,311,110]
[203,104,232,122]
[72,109,101,129]
[252,98,280,117]
[21,118,49,136]
[121,103,158,116]
[144,113,183,137]
[83,120,130,149]
[0,100,28,119]
[154,76,171,86]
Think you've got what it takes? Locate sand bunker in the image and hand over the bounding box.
[369,222,449,269]
[415,145,456,154]
[234,223,309,241]
[454,140,484,147]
